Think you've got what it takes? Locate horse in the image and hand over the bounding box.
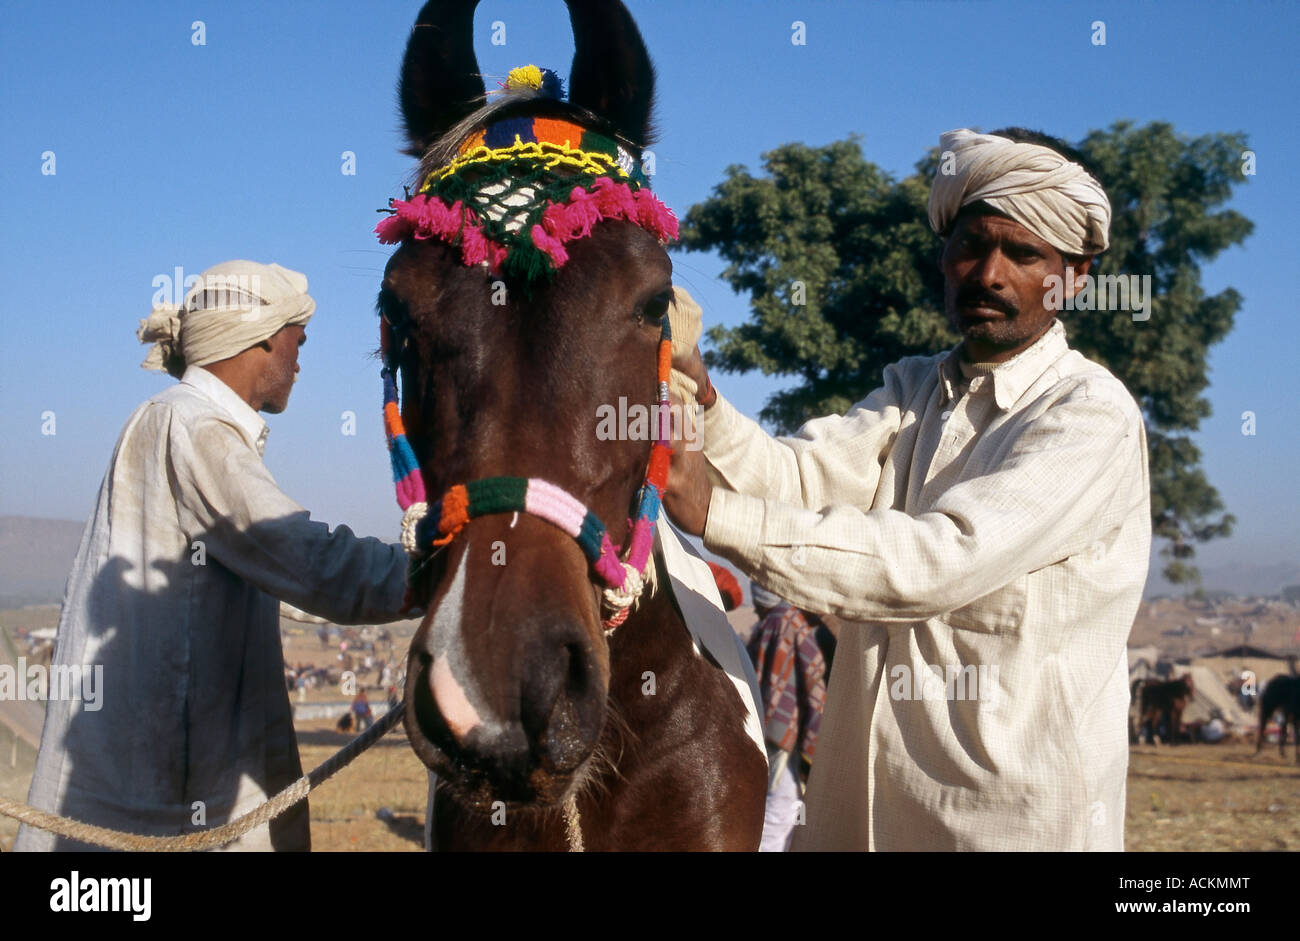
[1254,674,1300,762]
[1131,674,1195,745]
[378,0,767,850]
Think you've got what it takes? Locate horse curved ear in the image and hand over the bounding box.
[564,0,657,150]
[399,0,487,157]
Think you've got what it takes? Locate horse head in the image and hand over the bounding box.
[378,0,677,812]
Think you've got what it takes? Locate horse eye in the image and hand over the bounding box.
[638,291,671,325]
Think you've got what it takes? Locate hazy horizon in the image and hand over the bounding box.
[3,1,1296,593]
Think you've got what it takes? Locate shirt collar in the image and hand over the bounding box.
[180,365,271,455]
[937,319,1069,411]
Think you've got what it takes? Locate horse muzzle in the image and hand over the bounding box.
[404,613,607,809]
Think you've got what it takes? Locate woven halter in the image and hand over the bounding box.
[376,70,677,632]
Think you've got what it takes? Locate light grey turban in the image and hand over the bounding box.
[138,260,315,372]
[751,582,783,612]
[928,129,1111,256]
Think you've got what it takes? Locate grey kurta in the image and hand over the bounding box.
[699,320,1151,850]
[16,366,408,851]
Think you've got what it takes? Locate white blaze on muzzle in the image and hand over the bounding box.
[422,544,499,743]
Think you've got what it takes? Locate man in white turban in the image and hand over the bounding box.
[664,129,1150,850]
[16,261,413,852]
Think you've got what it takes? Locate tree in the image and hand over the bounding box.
[676,122,1251,584]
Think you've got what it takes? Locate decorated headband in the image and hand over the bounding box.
[375,66,678,283]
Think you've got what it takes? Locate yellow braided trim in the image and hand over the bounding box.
[420,137,628,192]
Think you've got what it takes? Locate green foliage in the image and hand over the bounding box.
[676,122,1252,583]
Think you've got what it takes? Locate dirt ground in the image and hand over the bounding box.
[302,737,1300,852]
[1124,742,1300,851]
[4,610,1297,851]
[4,727,1297,853]
[296,718,429,852]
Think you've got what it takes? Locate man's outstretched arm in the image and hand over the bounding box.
[169,410,411,625]
[673,388,1147,623]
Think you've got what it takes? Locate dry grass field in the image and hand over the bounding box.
[297,737,1300,852]
[1125,743,1300,851]
[3,603,1298,852]
[296,718,429,852]
[5,718,1298,853]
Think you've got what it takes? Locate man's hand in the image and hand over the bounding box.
[667,286,716,410]
[664,439,712,537]
[671,344,716,410]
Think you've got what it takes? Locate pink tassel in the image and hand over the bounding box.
[531,224,570,266]
[633,190,680,240]
[375,212,411,244]
[541,191,604,241]
[459,223,492,267]
[377,181,676,275]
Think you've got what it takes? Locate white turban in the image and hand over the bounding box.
[928,129,1111,256]
[138,260,315,372]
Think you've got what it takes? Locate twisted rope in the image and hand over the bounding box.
[563,793,584,852]
[0,701,405,851]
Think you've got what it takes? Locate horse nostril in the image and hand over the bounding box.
[522,638,600,775]
[565,642,591,700]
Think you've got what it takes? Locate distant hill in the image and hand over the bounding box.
[0,516,85,608]
[1145,559,1300,600]
[2,513,1297,607]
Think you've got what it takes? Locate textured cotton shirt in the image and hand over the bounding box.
[16,366,409,851]
[699,320,1151,851]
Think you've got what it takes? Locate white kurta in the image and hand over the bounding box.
[698,320,1151,850]
[15,366,409,851]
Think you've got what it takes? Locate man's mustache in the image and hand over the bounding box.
[955,286,1019,318]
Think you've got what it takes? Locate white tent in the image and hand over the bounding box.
[0,622,45,750]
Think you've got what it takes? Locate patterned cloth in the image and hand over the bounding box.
[747,604,827,779]
[699,320,1151,850]
[377,114,675,283]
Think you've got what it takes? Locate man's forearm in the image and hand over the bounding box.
[702,395,1143,624]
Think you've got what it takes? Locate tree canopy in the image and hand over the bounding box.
[676,121,1252,584]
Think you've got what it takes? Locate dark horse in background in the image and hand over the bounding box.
[383,0,766,849]
[1254,674,1300,763]
[1130,674,1195,745]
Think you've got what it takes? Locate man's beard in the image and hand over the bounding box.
[257,361,296,412]
[947,284,1027,352]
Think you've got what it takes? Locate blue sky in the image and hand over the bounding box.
[2,0,1296,591]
